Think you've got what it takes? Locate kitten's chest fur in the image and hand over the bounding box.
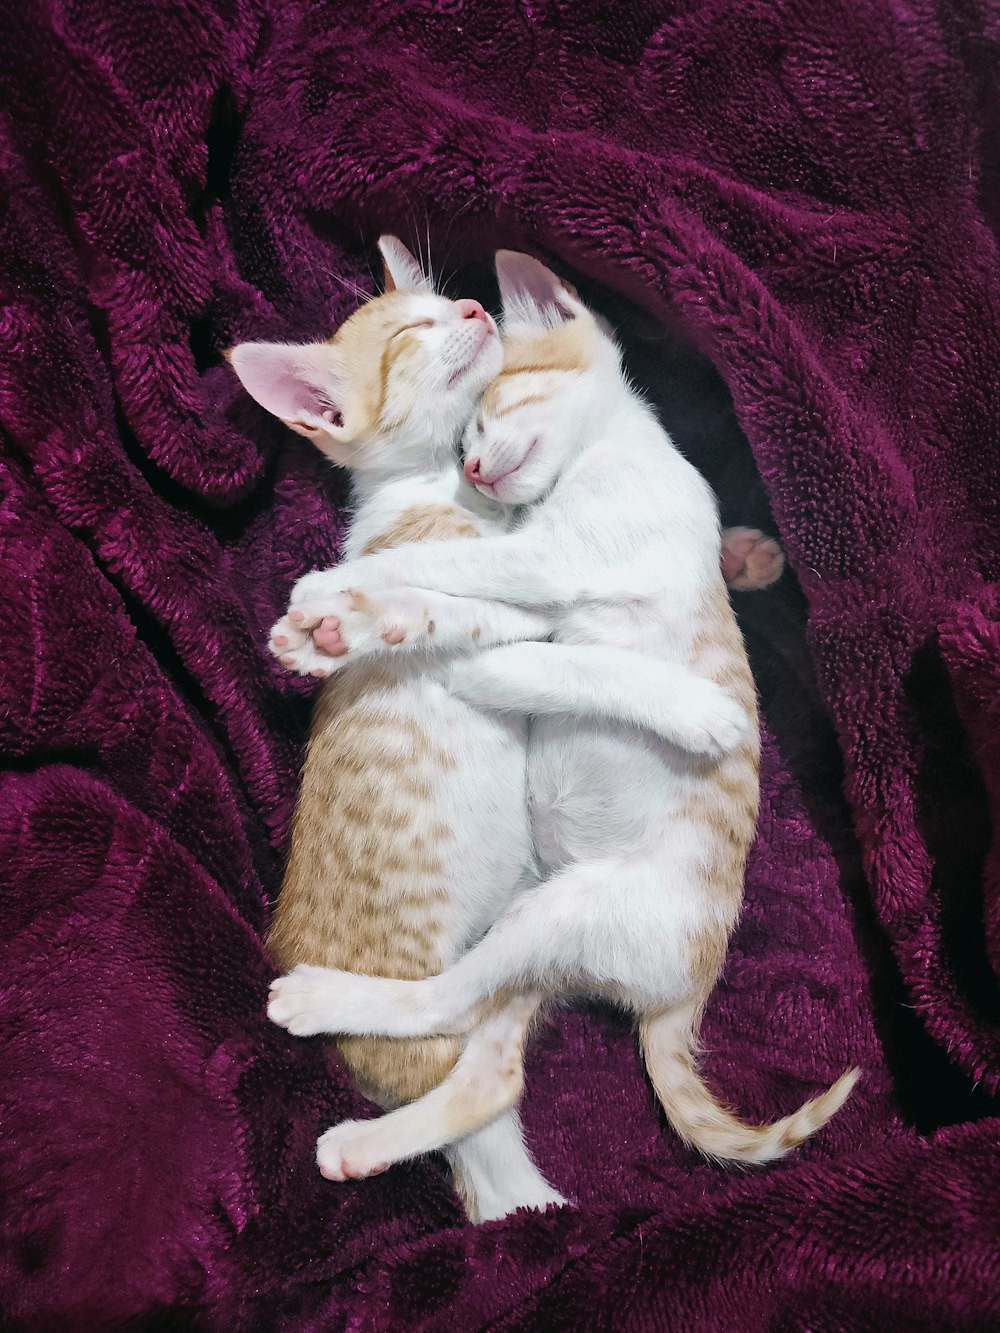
[344,470,502,559]
[522,442,760,921]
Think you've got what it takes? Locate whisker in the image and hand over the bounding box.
[284,230,374,309]
[315,264,373,304]
[425,211,435,289]
[435,193,489,297]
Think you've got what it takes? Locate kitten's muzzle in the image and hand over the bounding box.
[464,436,540,493]
[455,298,490,325]
[447,322,495,387]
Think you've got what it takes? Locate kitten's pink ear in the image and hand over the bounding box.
[378,235,432,293]
[226,342,345,438]
[495,251,585,330]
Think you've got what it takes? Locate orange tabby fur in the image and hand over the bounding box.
[269,504,483,1107]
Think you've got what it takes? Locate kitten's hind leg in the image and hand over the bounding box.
[313,995,563,1217]
[446,1108,567,1221]
[268,859,674,1040]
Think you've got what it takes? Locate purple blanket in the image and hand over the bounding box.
[2,1,1000,1327]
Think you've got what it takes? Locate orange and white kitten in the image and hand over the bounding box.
[232,238,558,1221]
[266,251,856,1185]
[233,240,754,1220]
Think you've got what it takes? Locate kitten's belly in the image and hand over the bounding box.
[427,676,534,948]
[528,718,672,871]
[286,658,533,975]
[374,664,532,954]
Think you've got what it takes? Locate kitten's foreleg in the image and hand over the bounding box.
[449,642,753,757]
[288,535,574,612]
[284,517,781,624]
[291,588,553,667]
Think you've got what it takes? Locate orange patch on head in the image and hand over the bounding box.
[485,391,550,419]
[322,291,431,438]
[482,320,596,415]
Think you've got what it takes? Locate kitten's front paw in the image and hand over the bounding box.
[269,614,343,678]
[721,528,784,591]
[289,568,348,608]
[316,1120,392,1181]
[302,589,431,658]
[675,684,752,759]
[268,964,352,1037]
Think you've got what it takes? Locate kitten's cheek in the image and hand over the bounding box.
[322,440,355,465]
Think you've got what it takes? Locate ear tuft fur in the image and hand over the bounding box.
[495,251,584,331]
[227,341,343,433]
[378,235,432,293]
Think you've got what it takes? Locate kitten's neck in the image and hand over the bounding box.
[343,442,501,559]
[348,428,463,504]
[350,464,462,508]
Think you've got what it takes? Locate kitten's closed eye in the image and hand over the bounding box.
[394,319,435,337]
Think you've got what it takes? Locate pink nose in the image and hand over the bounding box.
[455,298,489,325]
[463,456,483,483]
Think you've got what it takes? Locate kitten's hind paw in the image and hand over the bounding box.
[721,527,784,591]
[316,1120,393,1181]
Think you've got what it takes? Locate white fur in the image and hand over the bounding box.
[268,252,855,1170]
[245,243,751,1219]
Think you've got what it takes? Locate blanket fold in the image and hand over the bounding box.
[2,0,999,1327]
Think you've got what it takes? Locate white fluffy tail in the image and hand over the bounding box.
[640,1007,859,1164]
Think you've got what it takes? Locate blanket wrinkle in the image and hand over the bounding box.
[2,0,999,1328]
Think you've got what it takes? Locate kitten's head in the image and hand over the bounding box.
[460,251,621,505]
[227,237,502,474]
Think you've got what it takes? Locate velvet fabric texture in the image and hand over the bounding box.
[2,1,999,1328]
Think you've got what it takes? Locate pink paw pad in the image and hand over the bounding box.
[312,616,349,656]
[342,1157,388,1180]
[721,528,784,591]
